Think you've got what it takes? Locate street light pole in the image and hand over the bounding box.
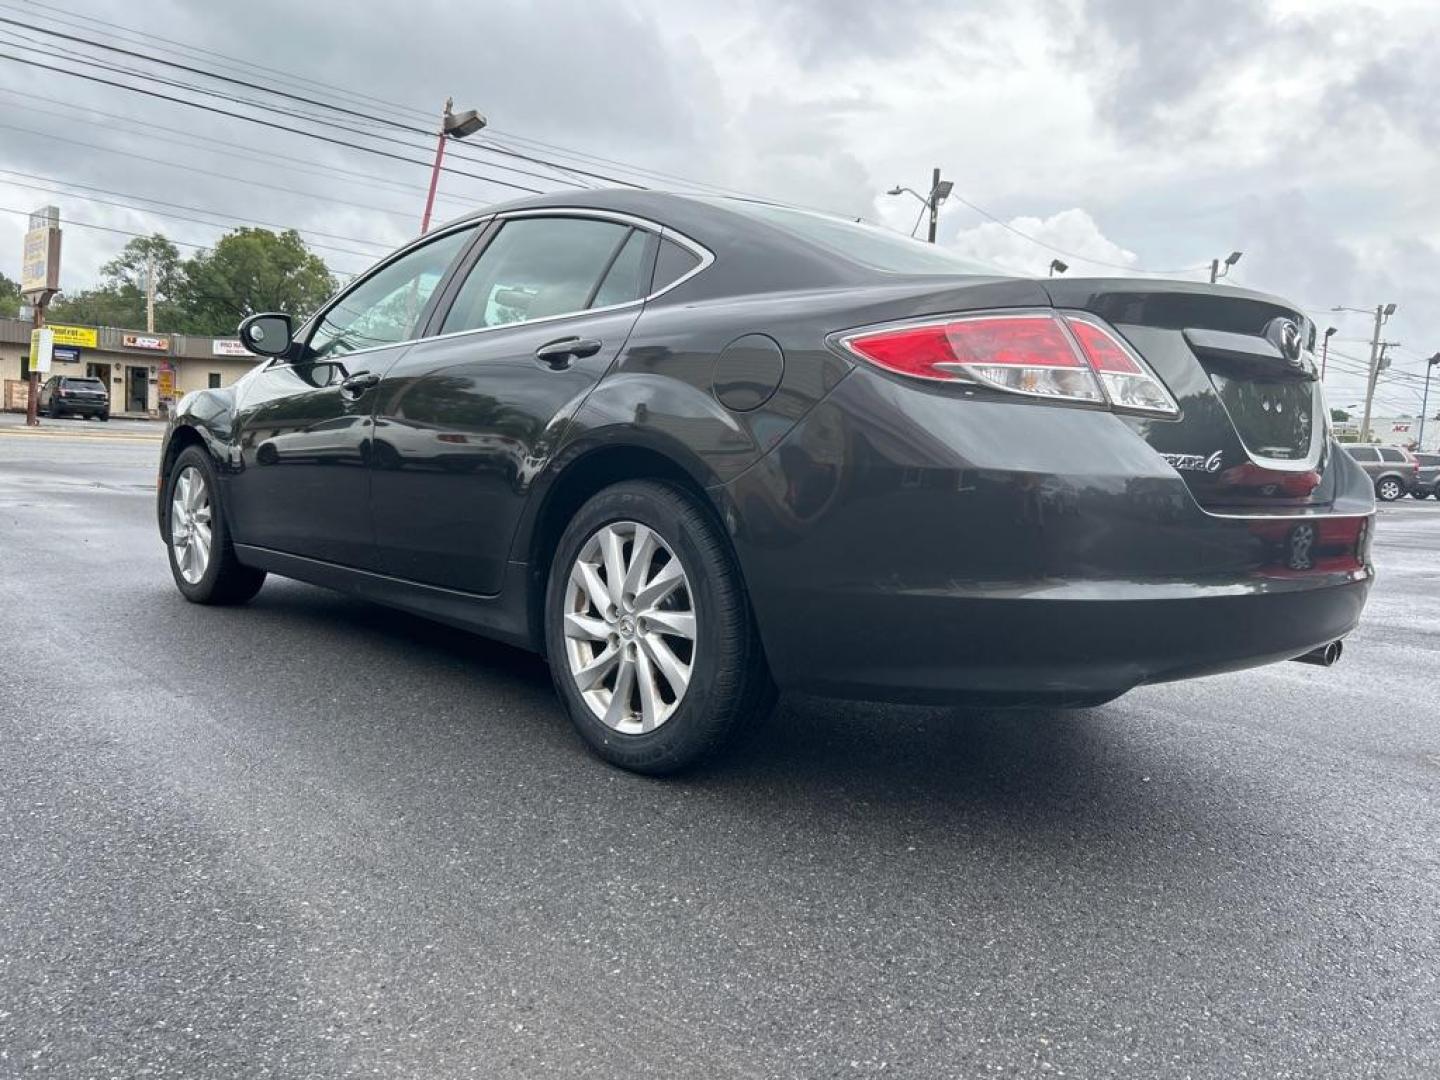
[1320,326,1336,381]
[1419,353,1440,451]
[419,98,487,235]
[1209,250,1243,284]
[886,171,953,244]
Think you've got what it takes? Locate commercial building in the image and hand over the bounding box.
[0,317,259,418]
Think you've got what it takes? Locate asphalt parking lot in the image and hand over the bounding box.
[1,432,1437,1079]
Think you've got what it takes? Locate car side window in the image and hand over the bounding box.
[651,238,701,292]
[1347,447,1376,462]
[307,225,476,360]
[1378,448,1405,463]
[440,217,634,334]
[590,229,652,310]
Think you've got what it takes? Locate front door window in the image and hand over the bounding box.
[307,226,477,360]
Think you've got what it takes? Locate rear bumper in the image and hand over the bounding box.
[718,366,1375,704]
[735,574,1369,705]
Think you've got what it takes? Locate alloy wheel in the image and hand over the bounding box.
[1379,478,1402,501]
[562,520,697,735]
[170,465,214,585]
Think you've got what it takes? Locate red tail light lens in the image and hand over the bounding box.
[840,310,1179,418]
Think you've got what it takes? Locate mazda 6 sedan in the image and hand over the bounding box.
[157,190,1374,773]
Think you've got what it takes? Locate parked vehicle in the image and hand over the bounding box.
[1343,444,1418,501]
[156,191,1375,773]
[39,375,110,420]
[1410,452,1440,499]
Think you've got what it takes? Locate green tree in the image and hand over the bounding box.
[1330,408,1351,422]
[180,228,336,335]
[0,270,20,318]
[48,234,185,330]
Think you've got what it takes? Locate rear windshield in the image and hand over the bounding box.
[1416,454,1440,466]
[62,377,105,388]
[705,197,1003,276]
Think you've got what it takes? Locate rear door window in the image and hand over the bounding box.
[440,217,634,334]
[651,238,701,293]
[1379,448,1406,463]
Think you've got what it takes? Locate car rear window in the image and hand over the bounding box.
[704,197,1001,276]
[1417,454,1440,466]
[62,378,104,389]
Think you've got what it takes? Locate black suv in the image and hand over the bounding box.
[39,375,110,420]
[1342,444,1417,501]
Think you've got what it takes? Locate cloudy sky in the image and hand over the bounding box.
[1,0,1437,418]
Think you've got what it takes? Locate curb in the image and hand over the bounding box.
[0,427,162,443]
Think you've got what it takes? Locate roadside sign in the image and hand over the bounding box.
[20,206,61,298]
[49,324,98,348]
[29,328,54,375]
[212,339,250,356]
[157,368,175,399]
[123,333,170,352]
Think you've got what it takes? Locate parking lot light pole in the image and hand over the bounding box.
[1321,326,1336,380]
[887,170,953,243]
[419,98,487,234]
[1209,250,1243,283]
[1419,353,1440,451]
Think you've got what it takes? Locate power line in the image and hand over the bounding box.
[0,85,476,212]
[0,14,633,191]
[0,49,546,195]
[0,202,354,275]
[0,118,441,221]
[0,167,390,258]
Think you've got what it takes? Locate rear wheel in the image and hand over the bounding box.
[1377,476,1405,501]
[165,445,266,605]
[545,480,774,774]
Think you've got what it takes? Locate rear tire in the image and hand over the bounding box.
[1377,477,1404,502]
[165,445,267,605]
[544,480,774,775]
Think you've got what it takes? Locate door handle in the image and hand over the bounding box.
[340,370,380,397]
[535,337,603,369]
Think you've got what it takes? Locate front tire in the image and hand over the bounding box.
[165,445,266,605]
[544,480,774,774]
[1377,477,1404,501]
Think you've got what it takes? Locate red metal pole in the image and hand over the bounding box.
[420,129,447,235]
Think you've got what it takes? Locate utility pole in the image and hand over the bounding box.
[1358,303,1397,442]
[145,252,156,334]
[1320,326,1336,381]
[927,167,941,244]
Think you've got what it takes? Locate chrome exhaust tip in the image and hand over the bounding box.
[1290,640,1344,666]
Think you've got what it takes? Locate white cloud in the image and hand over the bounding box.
[944,208,1139,278]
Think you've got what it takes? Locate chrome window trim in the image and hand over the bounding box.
[283,208,715,363]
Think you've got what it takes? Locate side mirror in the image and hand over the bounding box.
[238,312,295,359]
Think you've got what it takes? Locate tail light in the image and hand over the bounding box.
[839,310,1180,418]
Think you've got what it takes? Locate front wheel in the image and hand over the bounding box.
[165,446,267,605]
[545,480,774,774]
[1377,477,1405,501]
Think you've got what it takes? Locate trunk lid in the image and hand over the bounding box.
[1043,279,1331,509]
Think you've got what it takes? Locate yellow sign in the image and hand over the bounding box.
[48,325,98,349]
[157,369,175,399]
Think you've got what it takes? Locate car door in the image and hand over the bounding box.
[369,213,658,594]
[225,223,480,568]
